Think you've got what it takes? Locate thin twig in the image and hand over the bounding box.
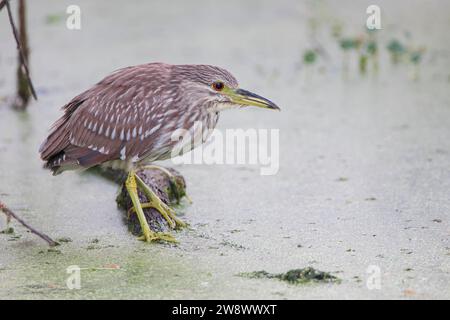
[0,0,6,12]
[0,200,58,246]
[4,0,37,100]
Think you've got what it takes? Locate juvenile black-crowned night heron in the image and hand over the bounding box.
[40,63,279,242]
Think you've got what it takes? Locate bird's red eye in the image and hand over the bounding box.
[212,81,224,91]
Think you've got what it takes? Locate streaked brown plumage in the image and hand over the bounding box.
[39,62,279,242]
[40,63,278,175]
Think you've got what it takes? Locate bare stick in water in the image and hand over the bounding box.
[4,0,38,104]
[0,200,58,247]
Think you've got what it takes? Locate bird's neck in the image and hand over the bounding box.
[208,101,240,113]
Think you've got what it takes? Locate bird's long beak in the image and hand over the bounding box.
[226,88,280,110]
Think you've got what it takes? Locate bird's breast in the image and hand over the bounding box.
[138,110,219,164]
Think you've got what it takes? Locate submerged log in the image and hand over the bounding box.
[115,167,187,235]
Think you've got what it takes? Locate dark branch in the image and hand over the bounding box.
[4,0,37,100]
[0,0,6,12]
[0,200,58,247]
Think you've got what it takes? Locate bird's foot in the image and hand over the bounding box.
[138,165,192,204]
[138,231,178,243]
[126,170,180,244]
[127,201,187,230]
[134,174,188,230]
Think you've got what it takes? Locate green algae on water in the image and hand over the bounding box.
[303,50,318,65]
[0,227,14,234]
[56,237,72,243]
[239,267,340,285]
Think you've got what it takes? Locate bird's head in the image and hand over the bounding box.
[172,64,280,112]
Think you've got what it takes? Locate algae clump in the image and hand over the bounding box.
[239,267,340,285]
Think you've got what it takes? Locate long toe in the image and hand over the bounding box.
[138,233,177,243]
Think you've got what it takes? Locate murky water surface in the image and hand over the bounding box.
[0,0,449,299]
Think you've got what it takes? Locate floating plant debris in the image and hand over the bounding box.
[239,267,340,285]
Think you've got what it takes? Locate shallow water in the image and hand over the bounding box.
[0,0,449,299]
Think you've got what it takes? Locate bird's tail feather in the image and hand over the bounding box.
[44,146,111,175]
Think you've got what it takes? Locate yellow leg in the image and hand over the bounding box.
[135,174,187,229]
[125,170,176,243]
[138,165,193,204]
[128,203,175,229]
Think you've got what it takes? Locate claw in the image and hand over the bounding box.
[163,203,187,229]
[184,193,193,204]
[138,232,178,243]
